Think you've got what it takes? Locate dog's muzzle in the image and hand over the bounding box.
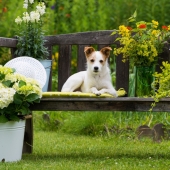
[94,66,99,72]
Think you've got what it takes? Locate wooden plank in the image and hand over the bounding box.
[45,30,119,45]
[97,44,110,50]
[0,37,17,47]
[156,46,170,73]
[58,45,72,91]
[22,117,33,154]
[116,53,129,96]
[77,45,87,71]
[30,97,170,112]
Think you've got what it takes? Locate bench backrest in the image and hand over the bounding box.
[0,30,169,96]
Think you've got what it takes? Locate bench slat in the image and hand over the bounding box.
[77,45,87,71]
[0,37,17,47]
[45,30,118,45]
[58,45,72,91]
[31,97,170,112]
[116,54,129,95]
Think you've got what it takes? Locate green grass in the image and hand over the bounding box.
[1,131,170,170]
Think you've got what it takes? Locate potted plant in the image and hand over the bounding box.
[0,65,42,162]
[112,11,170,96]
[14,0,51,92]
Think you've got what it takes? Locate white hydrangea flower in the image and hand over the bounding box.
[24,0,28,3]
[11,75,42,96]
[22,12,30,23]
[0,65,13,76]
[14,73,27,81]
[15,16,22,25]
[23,78,42,96]
[32,85,42,97]
[15,83,41,97]
[5,73,26,83]
[30,11,40,22]
[0,87,16,109]
[25,77,41,87]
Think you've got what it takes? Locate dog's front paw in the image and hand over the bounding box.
[91,87,101,96]
[94,91,101,96]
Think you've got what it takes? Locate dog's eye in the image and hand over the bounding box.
[100,60,103,63]
[90,59,94,62]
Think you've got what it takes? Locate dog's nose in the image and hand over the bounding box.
[94,67,98,71]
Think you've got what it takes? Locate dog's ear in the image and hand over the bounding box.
[100,47,112,58]
[84,47,95,57]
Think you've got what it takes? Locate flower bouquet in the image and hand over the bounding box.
[112,11,170,96]
[0,65,42,123]
[14,0,49,59]
[112,11,170,67]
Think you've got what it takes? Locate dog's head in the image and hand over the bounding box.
[84,46,112,74]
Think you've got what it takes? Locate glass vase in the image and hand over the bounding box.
[135,66,154,97]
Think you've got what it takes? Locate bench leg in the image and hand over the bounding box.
[22,116,33,154]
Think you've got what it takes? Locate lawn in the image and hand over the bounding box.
[1,130,170,170]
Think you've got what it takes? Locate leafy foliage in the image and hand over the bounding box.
[151,61,170,110]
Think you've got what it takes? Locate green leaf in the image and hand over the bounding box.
[115,37,122,42]
[0,73,5,80]
[8,115,20,122]
[128,18,136,23]
[132,10,137,18]
[20,105,30,115]
[19,80,26,88]
[0,115,8,123]
[127,10,137,23]
[33,98,41,103]
[111,31,117,35]
[14,93,24,104]
[26,93,40,102]
[2,80,12,87]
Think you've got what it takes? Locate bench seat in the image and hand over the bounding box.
[31,96,170,112]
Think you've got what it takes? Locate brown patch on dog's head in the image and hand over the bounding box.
[100,47,112,58]
[84,47,95,57]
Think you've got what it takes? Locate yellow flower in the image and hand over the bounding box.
[152,20,159,28]
[55,52,59,60]
[118,25,130,37]
[151,30,159,36]
[52,61,57,70]
[168,25,170,31]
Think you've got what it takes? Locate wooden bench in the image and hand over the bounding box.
[0,30,170,154]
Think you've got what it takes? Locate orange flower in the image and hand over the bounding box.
[59,6,64,10]
[2,7,7,12]
[162,25,168,31]
[126,26,132,30]
[65,13,71,18]
[138,24,146,29]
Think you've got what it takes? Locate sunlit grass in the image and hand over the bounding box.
[1,131,170,170]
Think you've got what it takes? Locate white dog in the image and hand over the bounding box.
[61,46,117,97]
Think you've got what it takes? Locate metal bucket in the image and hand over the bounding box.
[39,59,52,92]
[0,120,25,162]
